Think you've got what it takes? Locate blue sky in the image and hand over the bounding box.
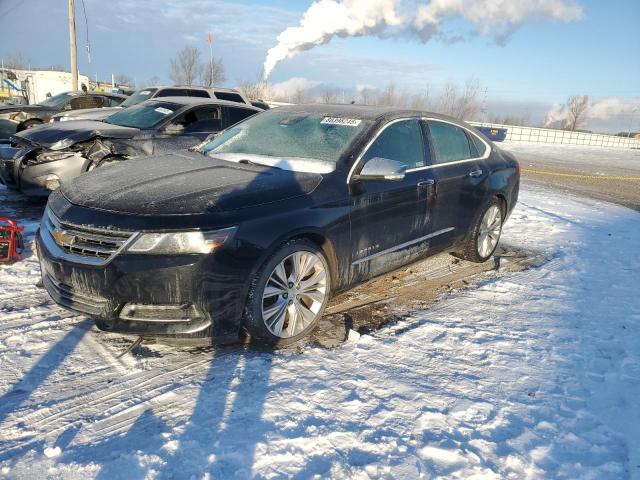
[0,0,638,131]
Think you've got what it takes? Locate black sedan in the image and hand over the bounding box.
[37,105,520,346]
[0,97,261,196]
[0,91,127,134]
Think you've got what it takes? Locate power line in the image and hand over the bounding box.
[0,0,26,18]
[80,0,91,65]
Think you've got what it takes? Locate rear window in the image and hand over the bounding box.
[214,92,244,103]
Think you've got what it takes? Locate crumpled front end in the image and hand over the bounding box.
[15,137,148,197]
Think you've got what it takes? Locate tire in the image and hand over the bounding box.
[17,119,42,132]
[454,197,504,263]
[243,239,331,347]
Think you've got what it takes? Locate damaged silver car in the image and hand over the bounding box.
[0,97,261,196]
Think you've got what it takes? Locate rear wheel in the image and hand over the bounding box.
[244,239,330,346]
[455,198,504,263]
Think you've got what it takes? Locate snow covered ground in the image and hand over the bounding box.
[1,182,639,479]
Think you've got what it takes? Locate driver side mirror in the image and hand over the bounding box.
[352,157,407,182]
[164,123,185,136]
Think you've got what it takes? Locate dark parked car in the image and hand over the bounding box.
[50,85,256,123]
[0,91,127,131]
[0,97,261,196]
[37,105,520,346]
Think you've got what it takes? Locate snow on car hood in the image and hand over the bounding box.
[53,107,122,122]
[14,120,139,149]
[59,152,323,216]
[209,153,336,174]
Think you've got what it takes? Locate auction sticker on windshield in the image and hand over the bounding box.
[321,117,362,127]
[155,107,173,115]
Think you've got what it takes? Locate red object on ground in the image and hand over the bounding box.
[0,217,25,263]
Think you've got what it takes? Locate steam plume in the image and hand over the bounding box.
[263,0,583,79]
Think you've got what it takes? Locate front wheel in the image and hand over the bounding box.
[455,198,504,263]
[243,240,331,346]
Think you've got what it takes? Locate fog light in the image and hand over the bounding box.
[120,303,202,323]
[44,174,61,191]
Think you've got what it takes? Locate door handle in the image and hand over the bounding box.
[417,179,436,199]
[468,169,483,178]
[417,180,435,187]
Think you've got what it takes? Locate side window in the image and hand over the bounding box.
[362,119,425,170]
[69,95,103,110]
[469,134,487,157]
[156,88,188,97]
[188,89,211,98]
[226,107,258,127]
[174,106,222,133]
[427,121,472,164]
[215,92,244,103]
[106,96,125,107]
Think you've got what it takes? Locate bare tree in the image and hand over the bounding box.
[565,95,589,131]
[437,78,481,120]
[377,82,401,107]
[321,88,338,104]
[201,57,226,87]
[169,46,204,86]
[147,76,160,87]
[114,74,133,87]
[2,52,31,69]
[237,79,269,100]
[292,87,313,104]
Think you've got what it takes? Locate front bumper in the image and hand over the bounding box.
[37,220,250,343]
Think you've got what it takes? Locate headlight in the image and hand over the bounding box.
[49,138,75,150]
[126,227,237,255]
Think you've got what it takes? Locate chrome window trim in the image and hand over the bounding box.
[347,116,491,182]
[352,227,454,266]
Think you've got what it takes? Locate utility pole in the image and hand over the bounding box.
[69,0,78,91]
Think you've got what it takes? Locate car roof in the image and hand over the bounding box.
[273,103,466,125]
[145,97,261,110]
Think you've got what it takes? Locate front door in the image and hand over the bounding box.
[348,118,436,282]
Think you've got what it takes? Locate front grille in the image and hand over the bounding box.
[43,273,108,316]
[42,210,136,265]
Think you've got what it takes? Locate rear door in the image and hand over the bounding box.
[349,118,435,281]
[424,120,490,245]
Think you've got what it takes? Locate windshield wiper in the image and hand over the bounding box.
[238,158,280,169]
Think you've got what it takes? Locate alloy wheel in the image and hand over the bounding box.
[261,251,327,338]
[477,205,502,258]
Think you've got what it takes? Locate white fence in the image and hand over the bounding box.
[468,122,640,149]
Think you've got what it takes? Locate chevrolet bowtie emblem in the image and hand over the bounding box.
[52,228,76,247]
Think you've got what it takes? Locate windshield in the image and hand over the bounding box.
[120,88,158,107]
[201,110,370,165]
[38,92,73,108]
[104,101,179,129]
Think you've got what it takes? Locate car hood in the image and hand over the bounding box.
[14,120,139,148]
[58,152,323,216]
[54,107,122,121]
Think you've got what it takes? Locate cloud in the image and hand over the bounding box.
[263,0,584,78]
[268,77,322,98]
